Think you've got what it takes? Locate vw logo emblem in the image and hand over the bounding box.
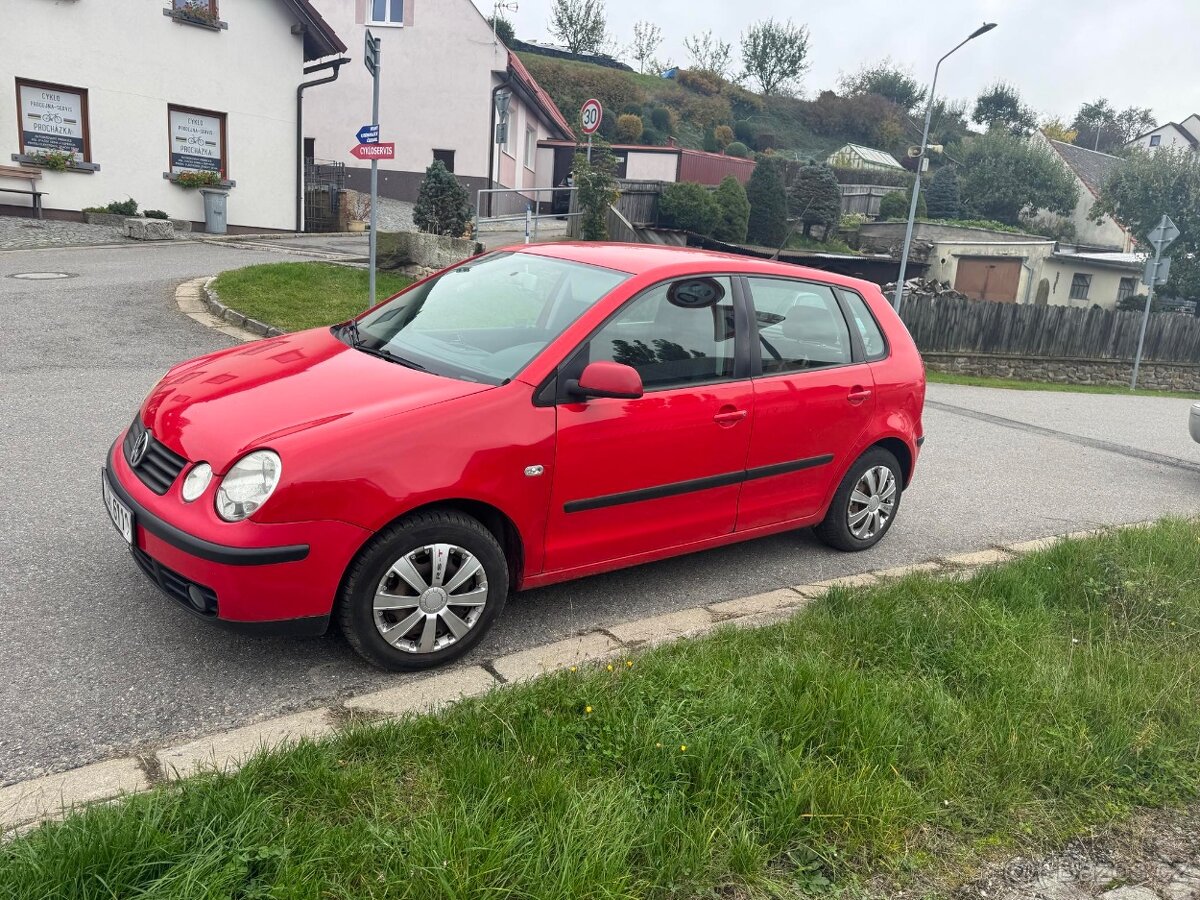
[129,431,151,467]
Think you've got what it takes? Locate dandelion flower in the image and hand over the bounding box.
[625,660,634,668]
[606,664,614,672]
[585,705,593,714]
[569,666,577,672]
[680,744,687,752]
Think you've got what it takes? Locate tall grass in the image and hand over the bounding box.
[4,521,1199,899]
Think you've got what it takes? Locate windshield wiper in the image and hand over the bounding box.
[352,343,427,371]
[340,318,362,347]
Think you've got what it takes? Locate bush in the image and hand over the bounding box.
[925,165,961,219]
[746,156,789,246]
[712,175,750,243]
[640,127,665,146]
[878,189,924,220]
[413,160,472,236]
[754,132,777,152]
[616,114,644,143]
[733,119,755,144]
[649,106,673,132]
[144,209,169,220]
[676,68,723,96]
[659,181,721,235]
[725,141,750,158]
[788,162,841,238]
[713,125,734,151]
[84,198,139,216]
[572,141,620,240]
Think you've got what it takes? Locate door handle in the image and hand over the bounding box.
[713,408,748,426]
[847,387,872,404]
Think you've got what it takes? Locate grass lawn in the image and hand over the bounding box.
[927,370,1200,400]
[5,521,1200,898]
[211,262,413,332]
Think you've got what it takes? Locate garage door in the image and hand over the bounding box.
[954,258,1022,302]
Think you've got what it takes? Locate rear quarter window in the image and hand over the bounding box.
[839,289,889,362]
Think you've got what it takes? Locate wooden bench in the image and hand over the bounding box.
[0,165,48,219]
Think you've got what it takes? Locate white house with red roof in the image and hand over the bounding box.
[305,0,572,209]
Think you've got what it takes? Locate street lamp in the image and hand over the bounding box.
[892,22,998,310]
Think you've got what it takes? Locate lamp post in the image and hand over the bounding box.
[892,22,997,310]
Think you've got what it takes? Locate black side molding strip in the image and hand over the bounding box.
[564,453,834,513]
[105,445,309,566]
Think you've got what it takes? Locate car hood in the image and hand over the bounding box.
[141,328,490,468]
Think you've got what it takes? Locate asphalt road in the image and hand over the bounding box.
[1,241,1198,786]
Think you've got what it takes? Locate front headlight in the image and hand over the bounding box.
[215,450,282,522]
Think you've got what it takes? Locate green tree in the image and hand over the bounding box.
[627,20,662,74]
[878,188,924,221]
[972,81,1037,137]
[712,175,750,243]
[957,131,1078,227]
[549,0,612,55]
[659,181,721,235]
[571,141,620,240]
[838,59,926,112]
[683,29,733,78]
[725,141,750,158]
[413,160,472,236]
[788,162,841,238]
[1093,147,1200,300]
[488,14,515,45]
[925,164,960,219]
[746,156,789,246]
[740,18,810,96]
[1070,98,1156,153]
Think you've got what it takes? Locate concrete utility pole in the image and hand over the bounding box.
[892,22,997,311]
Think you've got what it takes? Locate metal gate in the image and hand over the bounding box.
[304,158,346,233]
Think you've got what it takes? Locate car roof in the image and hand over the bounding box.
[512,242,880,295]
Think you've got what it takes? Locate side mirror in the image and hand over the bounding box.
[566,361,644,400]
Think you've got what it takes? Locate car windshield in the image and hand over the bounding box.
[349,252,629,384]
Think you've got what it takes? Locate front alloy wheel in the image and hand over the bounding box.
[339,510,509,671]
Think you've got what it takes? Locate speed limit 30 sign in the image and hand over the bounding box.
[580,98,603,135]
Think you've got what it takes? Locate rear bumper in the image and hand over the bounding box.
[104,446,370,630]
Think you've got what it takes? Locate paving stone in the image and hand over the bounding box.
[156,709,334,779]
[176,294,206,313]
[0,757,147,829]
[721,607,802,631]
[490,632,621,682]
[943,548,1014,567]
[795,572,878,595]
[344,666,497,717]
[606,608,715,647]
[873,561,943,579]
[707,589,809,619]
[1005,536,1065,554]
[1032,872,1092,900]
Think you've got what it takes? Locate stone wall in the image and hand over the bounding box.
[923,351,1200,393]
[376,231,484,278]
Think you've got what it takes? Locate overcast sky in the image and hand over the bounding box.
[474,0,1199,124]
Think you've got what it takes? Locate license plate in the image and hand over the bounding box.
[102,473,134,545]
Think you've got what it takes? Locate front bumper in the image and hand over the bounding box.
[104,443,371,633]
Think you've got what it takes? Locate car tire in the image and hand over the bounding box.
[814,447,903,552]
[337,509,509,671]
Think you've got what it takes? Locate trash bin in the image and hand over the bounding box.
[198,188,229,235]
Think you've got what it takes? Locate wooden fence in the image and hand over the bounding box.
[566,179,664,239]
[899,295,1200,364]
[839,185,894,218]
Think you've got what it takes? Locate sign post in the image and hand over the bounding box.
[1130,214,1179,390]
[580,98,602,162]
[364,29,382,309]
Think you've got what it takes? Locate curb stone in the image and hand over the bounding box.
[172,276,285,343]
[0,514,1183,831]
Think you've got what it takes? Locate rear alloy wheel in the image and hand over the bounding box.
[339,510,508,671]
[814,447,903,552]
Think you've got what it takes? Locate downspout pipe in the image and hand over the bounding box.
[488,76,511,219]
[297,56,349,233]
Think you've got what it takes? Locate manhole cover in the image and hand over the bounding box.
[9,272,74,280]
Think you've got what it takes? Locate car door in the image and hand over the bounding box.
[735,276,877,531]
[543,275,755,573]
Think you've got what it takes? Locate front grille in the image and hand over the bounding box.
[124,417,189,495]
[132,546,219,617]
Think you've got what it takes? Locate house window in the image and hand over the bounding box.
[523,126,536,170]
[369,0,403,25]
[16,78,91,163]
[168,104,227,178]
[433,149,455,173]
[1149,134,1162,147]
[1117,277,1136,303]
[1069,273,1091,301]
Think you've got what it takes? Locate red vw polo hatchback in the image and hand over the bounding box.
[102,244,925,670]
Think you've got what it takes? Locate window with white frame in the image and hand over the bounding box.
[524,125,536,169]
[369,0,403,25]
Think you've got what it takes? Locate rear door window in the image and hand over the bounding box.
[746,278,852,374]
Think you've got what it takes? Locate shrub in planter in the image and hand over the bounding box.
[659,181,721,235]
[413,160,472,237]
[30,149,75,171]
[175,170,222,188]
[144,209,169,220]
[712,175,750,243]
